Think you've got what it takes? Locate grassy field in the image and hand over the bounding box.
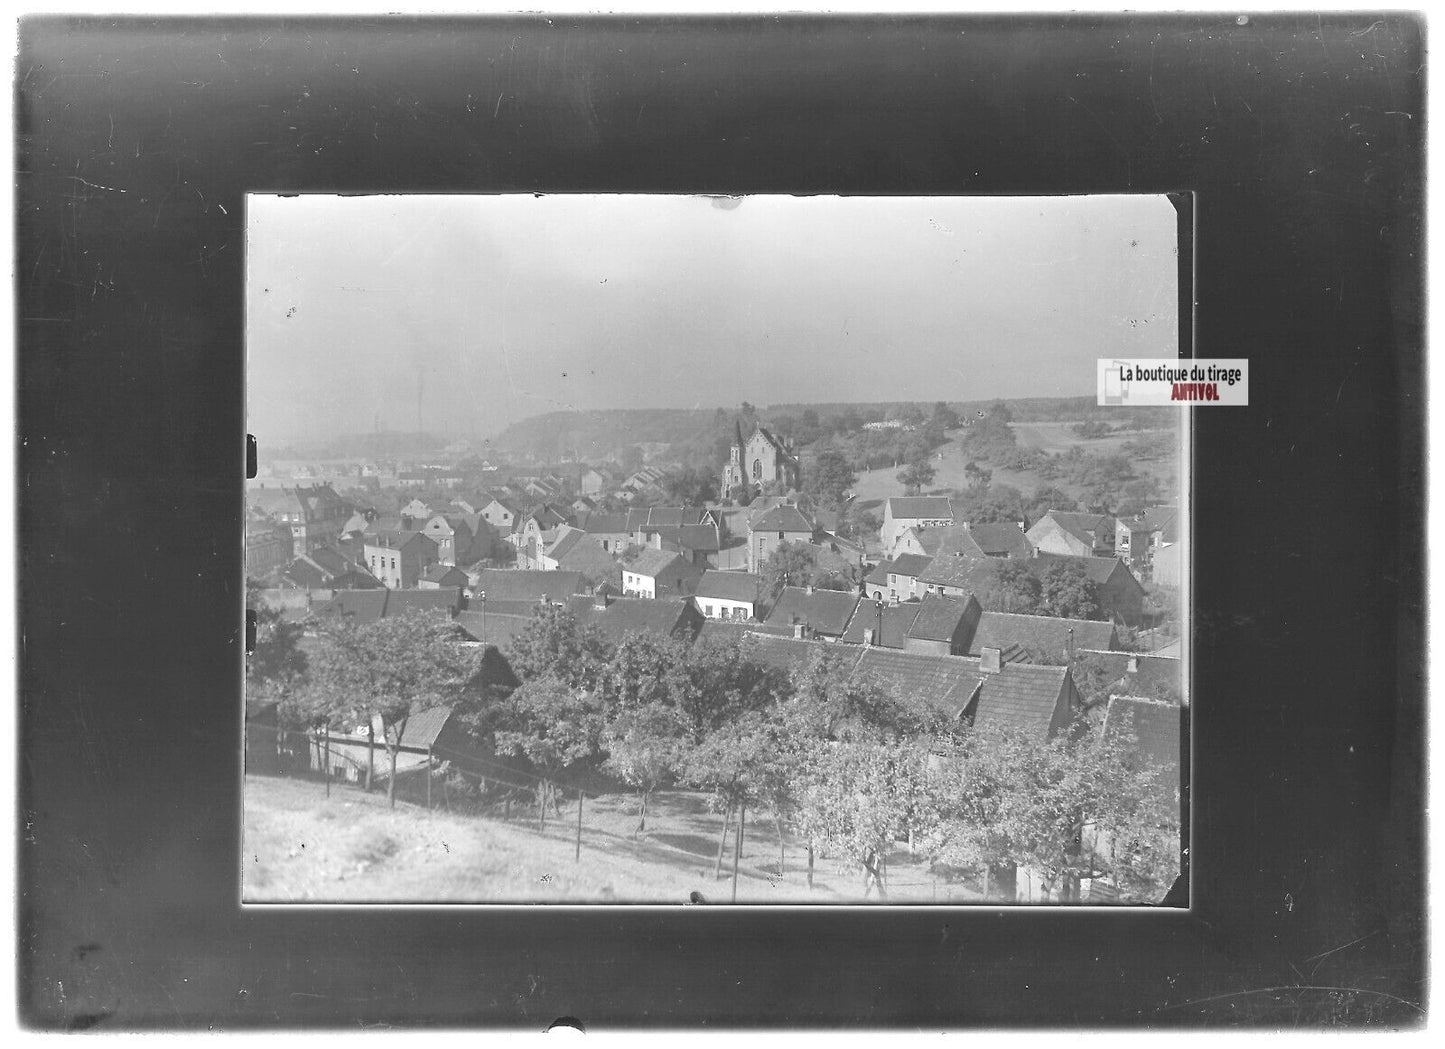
[244,774,982,905]
[851,422,1180,508]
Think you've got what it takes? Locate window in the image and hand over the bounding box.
[704,604,714,617]
[778,532,785,540]
[752,459,761,480]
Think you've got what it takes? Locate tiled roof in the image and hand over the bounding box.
[323,587,462,624]
[575,511,630,535]
[694,620,798,645]
[472,569,585,603]
[653,523,721,552]
[546,528,586,562]
[627,547,686,579]
[967,661,1072,739]
[864,559,895,586]
[573,597,700,643]
[381,704,455,749]
[1031,511,1116,547]
[907,593,982,643]
[931,526,989,559]
[420,564,466,584]
[454,610,539,648]
[1074,649,1182,704]
[1103,696,1183,774]
[966,523,1034,558]
[917,552,998,591]
[739,636,1071,739]
[967,612,1117,662]
[889,553,934,579]
[887,496,955,521]
[694,570,763,603]
[839,600,921,648]
[556,536,622,585]
[764,586,861,636]
[749,504,814,534]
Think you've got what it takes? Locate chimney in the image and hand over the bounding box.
[793,623,806,640]
[594,588,609,610]
[805,583,814,596]
[980,647,1002,674]
[1127,655,1139,674]
[863,627,875,646]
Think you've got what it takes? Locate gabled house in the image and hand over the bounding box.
[248,483,352,554]
[964,521,1034,559]
[478,495,521,533]
[916,551,999,599]
[399,498,432,520]
[246,510,294,577]
[554,532,624,590]
[840,592,981,656]
[763,585,861,641]
[746,503,816,573]
[1114,505,1181,576]
[880,496,958,558]
[573,511,631,554]
[363,531,441,589]
[863,552,935,602]
[622,548,704,600]
[742,635,1083,741]
[569,591,705,644]
[647,522,722,567]
[693,570,765,622]
[417,564,470,590]
[418,514,458,565]
[1026,510,1117,559]
[966,612,1119,664]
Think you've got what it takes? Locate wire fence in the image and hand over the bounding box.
[246,723,600,858]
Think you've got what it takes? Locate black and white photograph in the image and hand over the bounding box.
[244,192,1187,905]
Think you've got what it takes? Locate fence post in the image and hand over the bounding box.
[426,747,433,810]
[324,725,331,798]
[575,791,583,862]
[505,793,511,821]
[539,781,546,831]
[732,802,745,903]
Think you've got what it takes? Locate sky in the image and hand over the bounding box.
[246,193,1179,443]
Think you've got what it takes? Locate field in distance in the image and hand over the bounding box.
[243,774,981,905]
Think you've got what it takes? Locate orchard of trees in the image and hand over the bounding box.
[248,596,1180,902]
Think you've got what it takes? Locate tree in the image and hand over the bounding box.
[246,585,309,723]
[603,702,687,834]
[978,560,1043,614]
[927,720,1178,903]
[1036,560,1102,620]
[931,402,961,430]
[804,449,857,507]
[504,605,612,687]
[308,609,479,808]
[663,466,719,506]
[793,737,937,898]
[760,540,817,597]
[963,461,993,491]
[494,673,607,806]
[897,459,936,495]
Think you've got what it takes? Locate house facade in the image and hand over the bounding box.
[746,503,815,573]
[622,548,704,600]
[693,570,764,621]
[1026,511,1117,559]
[363,532,440,589]
[880,497,958,558]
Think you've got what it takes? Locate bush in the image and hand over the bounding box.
[348,828,399,866]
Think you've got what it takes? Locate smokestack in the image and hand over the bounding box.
[980,647,1002,674]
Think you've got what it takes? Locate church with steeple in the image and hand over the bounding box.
[722,419,802,498]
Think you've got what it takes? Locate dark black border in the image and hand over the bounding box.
[16,14,1425,1028]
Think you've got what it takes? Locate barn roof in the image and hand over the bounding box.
[968,612,1117,662]
[764,586,861,636]
[694,570,763,603]
[887,496,955,520]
